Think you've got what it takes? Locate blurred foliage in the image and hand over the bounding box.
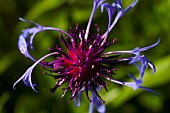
[0,0,170,113]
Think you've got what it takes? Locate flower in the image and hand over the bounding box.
[13,0,160,113]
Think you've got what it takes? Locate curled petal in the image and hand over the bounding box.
[18,35,29,56]
[148,61,156,74]
[18,18,73,61]
[131,55,156,80]
[104,39,159,92]
[18,18,43,62]
[13,66,38,92]
[126,40,159,81]
[13,52,59,92]
[138,56,152,79]
[18,35,36,61]
[19,18,44,49]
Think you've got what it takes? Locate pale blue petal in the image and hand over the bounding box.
[124,74,142,90]
[74,91,81,107]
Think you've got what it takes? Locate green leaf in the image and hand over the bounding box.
[0,92,10,113]
[0,51,19,75]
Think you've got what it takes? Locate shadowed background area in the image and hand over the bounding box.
[0,0,170,113]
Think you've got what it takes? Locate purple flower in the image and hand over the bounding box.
[13,0,159,113]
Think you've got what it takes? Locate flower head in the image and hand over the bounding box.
[14,0,159,113]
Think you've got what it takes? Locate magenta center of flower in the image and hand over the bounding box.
[62,43,98,82]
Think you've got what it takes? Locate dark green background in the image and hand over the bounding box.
[0,0,170,113]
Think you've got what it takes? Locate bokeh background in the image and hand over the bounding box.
[0,0,170,113]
